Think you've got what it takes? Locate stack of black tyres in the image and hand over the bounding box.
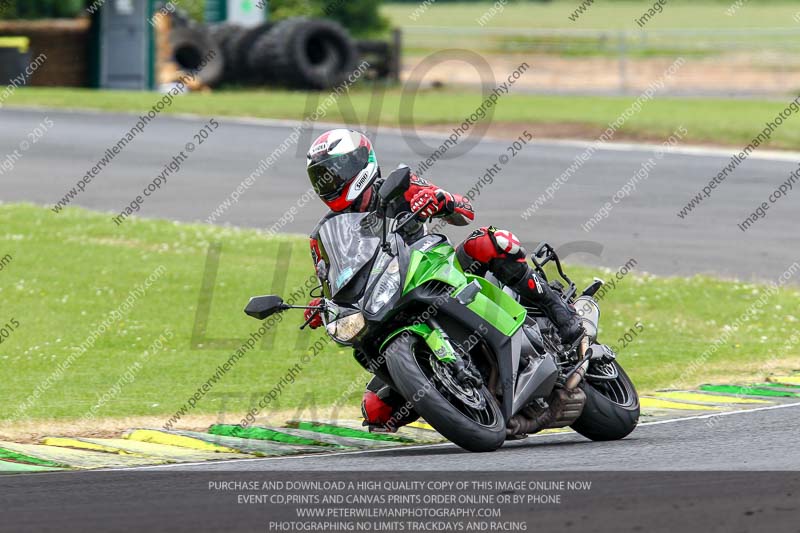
[208,22,243,82]
[207,17,359,90]
[248,17,359,90]
[169,19,225,87]
[229,23,275,83]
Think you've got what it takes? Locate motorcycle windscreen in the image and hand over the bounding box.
[318,212,383,299]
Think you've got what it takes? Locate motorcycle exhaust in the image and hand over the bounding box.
[507,300,596,438]
[565,336,590,390]
[507,336,590,437]
[507,385,587,436]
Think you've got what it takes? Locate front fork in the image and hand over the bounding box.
[428,318,484,389]
[380,319,482,389]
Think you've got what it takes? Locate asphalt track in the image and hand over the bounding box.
[2,107,799,281]
[1,406,799,532]
[131,401,800,471]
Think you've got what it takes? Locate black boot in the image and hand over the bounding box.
[511,268,584,346]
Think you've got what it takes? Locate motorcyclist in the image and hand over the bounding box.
[302,129,583,432]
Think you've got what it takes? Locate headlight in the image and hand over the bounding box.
[365,257,401,314]
[326,311,366,343]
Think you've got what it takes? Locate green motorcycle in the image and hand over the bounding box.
[245,170,639,452]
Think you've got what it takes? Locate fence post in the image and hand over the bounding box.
[617,30,628,94]
[391,28,402,84]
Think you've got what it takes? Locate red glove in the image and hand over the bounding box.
[410,188,452,219]
[304,297,323,329]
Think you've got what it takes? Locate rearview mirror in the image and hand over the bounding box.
[244,295,287,320]
[378,166,411,203]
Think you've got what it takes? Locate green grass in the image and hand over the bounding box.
[0,203,361,422]
[10,87,800,149]
[384,1,800,30]
[2,203,800,422]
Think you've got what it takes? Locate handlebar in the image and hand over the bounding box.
[530,242,577,302]
[393,192,447,235]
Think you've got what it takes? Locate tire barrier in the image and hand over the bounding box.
[208,22,244,81]
[247,17,359,90]
[229,22,274,84]
[168,25,225,87]
[166,12,395,90]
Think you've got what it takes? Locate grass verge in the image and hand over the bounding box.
[1,203,799,428]
[8,87,800,150]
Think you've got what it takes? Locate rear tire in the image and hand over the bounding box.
[383,334,506,453]
[571,361,639,441]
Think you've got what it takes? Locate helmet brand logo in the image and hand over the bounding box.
[354,171,369,189]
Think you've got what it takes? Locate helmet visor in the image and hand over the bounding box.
[308,146,370,201]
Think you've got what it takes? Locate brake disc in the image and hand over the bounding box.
[585,361,619,381]
[429,355,486,410]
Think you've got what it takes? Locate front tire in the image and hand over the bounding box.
[383,334,506,453]
[571,361,639,441]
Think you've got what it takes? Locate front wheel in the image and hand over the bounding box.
[383,334,506,453]
[571,361,639,441]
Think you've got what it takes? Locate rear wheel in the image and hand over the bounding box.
[383,334,505,453]
[570,361,639,441]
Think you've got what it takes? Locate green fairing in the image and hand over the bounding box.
[393,243,526,342]
[402,244,466,295]
[380,323,457,363]
[461,275,526,336]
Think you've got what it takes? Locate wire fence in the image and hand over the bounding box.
[401,26,800,95]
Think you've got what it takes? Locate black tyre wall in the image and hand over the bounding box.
[169,26,225,87]
[209,23,244,82]
[248,17,359,90]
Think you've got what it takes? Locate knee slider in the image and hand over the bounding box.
[492,229,523,256]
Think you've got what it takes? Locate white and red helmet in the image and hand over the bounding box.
[306,129,379,211]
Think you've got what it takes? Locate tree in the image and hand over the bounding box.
[0,0,85,19]
[268,0,388,36]
[319,0,387,36]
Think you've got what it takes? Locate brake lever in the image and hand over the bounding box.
[299,312,316,330]
[393,190,448,236]
[297,304,325,330]
[394,198,435,234]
